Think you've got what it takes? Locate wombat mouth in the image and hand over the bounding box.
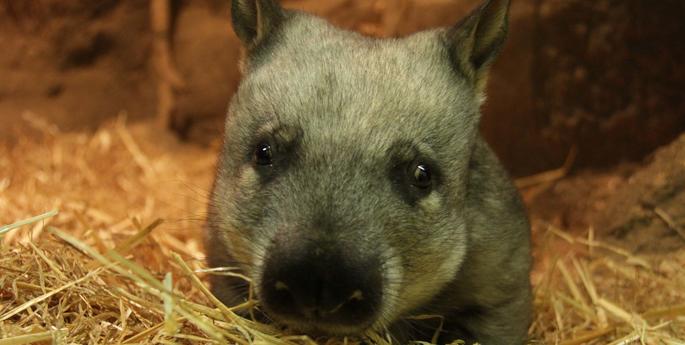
[258,288,380,336]
[269,314,377,337]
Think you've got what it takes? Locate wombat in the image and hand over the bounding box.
[205,0,532,343]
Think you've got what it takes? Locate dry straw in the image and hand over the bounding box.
[1,116,684,344]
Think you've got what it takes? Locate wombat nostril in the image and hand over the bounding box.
[275,281,289,291]
[326,289,364,314]
[349,289,364,301]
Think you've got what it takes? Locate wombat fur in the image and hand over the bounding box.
[205,0,532,343]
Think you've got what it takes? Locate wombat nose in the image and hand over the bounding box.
[260,249,382,327]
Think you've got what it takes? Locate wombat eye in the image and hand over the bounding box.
[411,163,432,189]
[254,143,273,165]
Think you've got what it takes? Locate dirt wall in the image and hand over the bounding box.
[1,0,683,176]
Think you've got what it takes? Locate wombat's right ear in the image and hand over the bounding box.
[231,0,283,49]
[446,0,510,95]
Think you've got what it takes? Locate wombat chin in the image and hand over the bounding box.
[269,316,376,337]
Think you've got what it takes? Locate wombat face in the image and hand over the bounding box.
[208,0,510,336]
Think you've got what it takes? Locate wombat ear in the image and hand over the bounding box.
[231,0,283,49]
[447,0,510,93]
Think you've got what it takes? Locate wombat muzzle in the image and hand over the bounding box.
[259,242,383,329]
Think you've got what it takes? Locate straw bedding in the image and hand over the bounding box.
[1,116,684,344]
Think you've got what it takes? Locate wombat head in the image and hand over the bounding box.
[208,0,511,335]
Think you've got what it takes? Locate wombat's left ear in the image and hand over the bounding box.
[231,0,283,49]
[447,0,510,92]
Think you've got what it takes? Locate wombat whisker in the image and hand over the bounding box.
[163,214,210,224]
[215,258,256,270]
[176,180,212,200]
[389,318,425,342]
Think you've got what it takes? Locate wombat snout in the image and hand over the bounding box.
[260,242,383,328]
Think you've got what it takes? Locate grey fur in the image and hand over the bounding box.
[206,0,531,343]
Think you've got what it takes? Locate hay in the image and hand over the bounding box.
[529,224,685,344]
[1,116,684,344]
